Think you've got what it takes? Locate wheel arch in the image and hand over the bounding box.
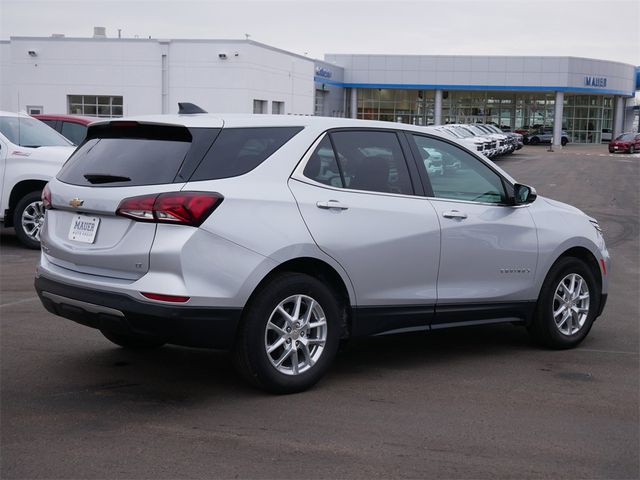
[555,246,602,293]
[245,256,354,339]
[5,180,47,227]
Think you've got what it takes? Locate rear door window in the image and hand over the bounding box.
[190,127,303,181]
[328,130,413,195]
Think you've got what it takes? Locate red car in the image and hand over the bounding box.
[608,132,640,154]
[32,114,95,145]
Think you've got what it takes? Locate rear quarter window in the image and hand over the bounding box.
[189,127,303,181]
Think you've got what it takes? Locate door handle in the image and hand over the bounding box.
[316,200,349,210]
[442,210,467,219]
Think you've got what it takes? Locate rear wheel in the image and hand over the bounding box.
[530,137,540,145]
[100,330,167,349]
[13,191,45,249]
[561,137,568,146]
[528,257,599,349]
[630,145,635,154]
[233,273,341,394]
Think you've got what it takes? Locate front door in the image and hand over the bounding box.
[407,133,538,326]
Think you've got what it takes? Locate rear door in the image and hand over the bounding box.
[289,129,441,334]
[43,121,221,280]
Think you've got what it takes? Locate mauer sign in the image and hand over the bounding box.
[584,76,607,87]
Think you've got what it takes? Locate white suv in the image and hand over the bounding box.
[35,112,610,393]
[0,111,76,247]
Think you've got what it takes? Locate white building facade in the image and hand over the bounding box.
[0,37,316,117]
[1,34,638,144]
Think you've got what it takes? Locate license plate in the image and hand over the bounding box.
[68,215,100,244]
[614,147,619,150]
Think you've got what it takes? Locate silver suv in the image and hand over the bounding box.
[35,112,610,393]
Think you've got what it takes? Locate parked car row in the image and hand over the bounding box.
[426,123,523,159]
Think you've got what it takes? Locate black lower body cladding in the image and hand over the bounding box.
[35,276,241,349]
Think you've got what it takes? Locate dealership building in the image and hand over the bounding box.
[1,31,638,145]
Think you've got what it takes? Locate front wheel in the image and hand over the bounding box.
[630,145,635,154]
[233,273,342,394]
[13,191,45,249]
[530,137,540,145]
[561,137,568,146]
[528,257,599,349]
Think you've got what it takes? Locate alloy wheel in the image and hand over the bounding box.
[264,294,327,376]
[21,200,45,242]
[552,273,590,336]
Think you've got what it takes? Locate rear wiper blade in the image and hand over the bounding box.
[83,174,131,184]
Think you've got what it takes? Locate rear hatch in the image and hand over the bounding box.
[43,120,222,280]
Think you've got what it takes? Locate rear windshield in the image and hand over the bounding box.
[56,124,303,187]
[58,138,192,186]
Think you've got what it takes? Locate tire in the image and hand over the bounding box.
[530,137,540,145]
[561,137,568,147]
[233,273,342,394]
[100,330,167,349]
[528,257,600,349]
[13,191,45,249]
[630,145,635,154]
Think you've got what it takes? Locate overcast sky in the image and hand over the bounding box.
[1,0,638,64]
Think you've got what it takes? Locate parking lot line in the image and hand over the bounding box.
[0,297,39,308]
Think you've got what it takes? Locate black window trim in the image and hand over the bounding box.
[402,130,517,207]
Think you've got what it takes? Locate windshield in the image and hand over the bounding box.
[0,116,72,147]
[616,133,635,141]
[452,126,474,138]
[465,125,486,136]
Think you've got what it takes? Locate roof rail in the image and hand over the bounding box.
[178,102,207,114]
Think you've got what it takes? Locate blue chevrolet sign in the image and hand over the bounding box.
[584,76,607,87]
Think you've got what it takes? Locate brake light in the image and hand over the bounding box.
[141,292,190,303]
[116,192,223,226]
[109,121,139,127]
[42,184,52,209]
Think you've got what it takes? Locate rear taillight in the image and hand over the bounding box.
[42,184,52,209]
[116,192,223,227]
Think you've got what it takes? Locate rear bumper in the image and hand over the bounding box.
[35,276,242,349]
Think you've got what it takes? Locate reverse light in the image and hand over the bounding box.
[42,184,52,209]
[116,192,223,227]
[141,292,190,303]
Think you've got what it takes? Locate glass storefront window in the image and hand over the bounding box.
[357,88,611,143]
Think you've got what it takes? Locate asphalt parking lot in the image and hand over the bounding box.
[1,145,638,479]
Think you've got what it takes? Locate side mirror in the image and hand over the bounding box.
[513,183,537,205]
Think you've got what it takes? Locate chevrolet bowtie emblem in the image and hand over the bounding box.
[69,198,84,208]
